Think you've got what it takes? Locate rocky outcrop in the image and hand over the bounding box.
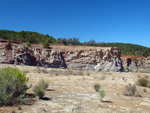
[0,42,36,65]
[121,55,150,72]
[63,47,123,71]
[0,42,123,72]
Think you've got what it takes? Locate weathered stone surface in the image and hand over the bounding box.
[121,55,150,72]
[0,42,123,72]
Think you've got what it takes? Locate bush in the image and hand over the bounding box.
[43,40,49,48]
[124,84,137,96]
[33,78,49,99]
[137,78,149,87]
[0,67,29,106]
[143,88,147,92]
[39,78,49,90]
[99,89,105,102]
[26,41,31,47]
[33,85,45,99]
[94,83,101,92]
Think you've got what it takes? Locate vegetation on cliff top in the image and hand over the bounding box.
[0,30,149,56]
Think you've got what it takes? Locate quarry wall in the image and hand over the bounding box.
[0,41,149,72]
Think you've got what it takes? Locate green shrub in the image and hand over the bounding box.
[39,78,49,90]
[26,41,31,47]
[94,83,101,92]
[0,67,29,106]
[33,78,49,99]
[143,88,147,92]
[99,89,105,102]
[33,85,45,99]
[124,84,137,96]
[137,78,149,87]
[43,40,49,48]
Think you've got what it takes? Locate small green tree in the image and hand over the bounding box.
[61,38,68,45]
[87,40,96,46]
[57,38,62,44]
[43,40,49,48]
[94,83,101,92]
[99,89,106,102]
[143,49,149,57]
[26,41,31,47]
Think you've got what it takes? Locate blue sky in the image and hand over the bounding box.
[0,0,150,47]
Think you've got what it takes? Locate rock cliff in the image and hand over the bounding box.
[0,42,123,72]
[121,55,150,72]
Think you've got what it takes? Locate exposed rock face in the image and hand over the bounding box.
[0,42,37,65]
[1,41,150,72]
[121,55,150,72]
[63,47,123,71]
[0,42,123,72]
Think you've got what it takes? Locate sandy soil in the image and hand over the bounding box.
[0,64,150,113]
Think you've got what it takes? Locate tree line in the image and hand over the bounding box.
[0,30,149,56]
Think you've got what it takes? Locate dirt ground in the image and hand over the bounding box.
[1,64,150,113]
